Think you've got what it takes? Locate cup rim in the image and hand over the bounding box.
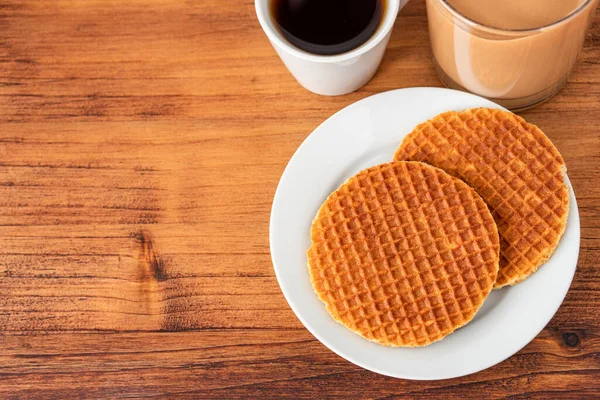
[436,0,595,35]
[255,0,400,64]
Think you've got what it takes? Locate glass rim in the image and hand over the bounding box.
[436,0,595,34]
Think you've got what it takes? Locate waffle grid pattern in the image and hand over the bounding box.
[395,108,569,288]
[307,161,499,347]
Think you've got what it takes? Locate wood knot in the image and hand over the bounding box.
[562,332,580,348]
[133,230,168,282]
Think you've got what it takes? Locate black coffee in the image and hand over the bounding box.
[271,0,385,56]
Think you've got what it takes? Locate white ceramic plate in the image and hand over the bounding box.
[269,87,580,380]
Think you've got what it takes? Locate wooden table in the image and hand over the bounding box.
[1,1,599,398]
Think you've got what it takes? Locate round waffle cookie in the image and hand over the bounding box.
[307,161,499,347]
[394,108,569,288]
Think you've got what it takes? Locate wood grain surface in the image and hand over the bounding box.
[1,0,599,398]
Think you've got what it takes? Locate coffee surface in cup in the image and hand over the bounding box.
[446,0,586,30]
[271,0,384,55]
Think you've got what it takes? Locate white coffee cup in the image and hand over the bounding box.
[255,0,409,96]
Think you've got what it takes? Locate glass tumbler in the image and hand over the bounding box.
[426,0,599,110]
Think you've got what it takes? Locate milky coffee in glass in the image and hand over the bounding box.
[427,0,599,110]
